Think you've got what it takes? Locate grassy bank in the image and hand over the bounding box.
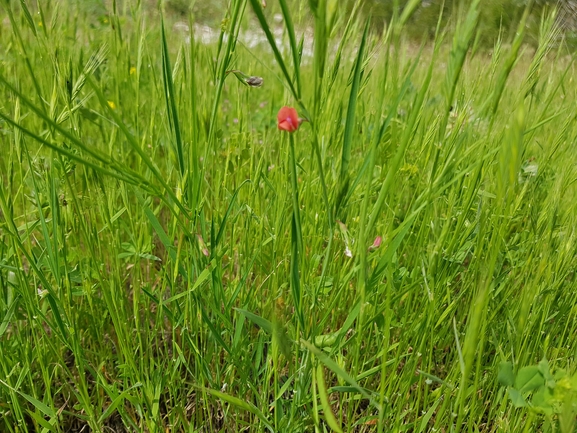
[1,1,577,431]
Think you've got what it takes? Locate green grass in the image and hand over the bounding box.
[1,1,577,432]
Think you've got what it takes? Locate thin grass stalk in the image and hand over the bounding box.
[278,0,302,99]
[187,12,201,216]
[248,0,303,112]
[207,0,247,149]
[160,18,186,178]
[486,2,531,122]
[85,76,191,221]
[334,21,370,218]
[440,0,481,133]
[288,133,304,330]
[1,0,45,113]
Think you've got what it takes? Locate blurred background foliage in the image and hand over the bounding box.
[49,0,577,48]
[360,0,576,46]
[160,0,576,47]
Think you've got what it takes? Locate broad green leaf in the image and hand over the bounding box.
[515,366,544,393]
[531,387,553,415]
[508,388,526,408]
[538,358,555,388]
[315,332,339,348]
[497,361,514,387]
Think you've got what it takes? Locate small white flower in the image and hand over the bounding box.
[344,246,352,258]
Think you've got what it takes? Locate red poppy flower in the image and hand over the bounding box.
[277,106,299,132]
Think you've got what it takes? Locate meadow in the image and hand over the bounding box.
[1,0,577,431]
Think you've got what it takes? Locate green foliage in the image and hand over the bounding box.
[358,0,572,46]
[0,0,577,431]
[499,359,577,432]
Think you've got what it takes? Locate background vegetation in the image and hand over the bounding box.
[165,0,577,46]
[1,0,577,432]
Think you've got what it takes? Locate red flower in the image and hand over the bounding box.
[277,106,299,132]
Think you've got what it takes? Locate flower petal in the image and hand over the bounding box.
[277,106,299,132]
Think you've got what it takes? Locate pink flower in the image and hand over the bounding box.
[196,234,209,257]
[369,236,382,251]
[277,106,299,132]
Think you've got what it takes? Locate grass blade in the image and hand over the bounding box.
[161,18,186,177]
[248,0,300,105]
[334,21,370,217]
[0,380,56,418]
[302,339,381,411]
[316,364,344,433]
[235,308,273,334]
[278,0,302,98]
[201,387,274,432]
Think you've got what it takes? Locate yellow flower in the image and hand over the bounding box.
[107,101,116,110]
[129,67,136,76]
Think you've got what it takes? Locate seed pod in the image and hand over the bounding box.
[226,69,264,88]
[246,76,264,87]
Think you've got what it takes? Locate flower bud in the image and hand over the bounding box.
[246,76,264,87]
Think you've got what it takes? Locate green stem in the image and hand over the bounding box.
[289,133,304,330]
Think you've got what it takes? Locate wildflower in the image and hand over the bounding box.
[196,234,209,257]
[107,101,116,110]
[277,106,299,132]
[129,66,136,75]
[368,236,382,251]
[337,220,353,258]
